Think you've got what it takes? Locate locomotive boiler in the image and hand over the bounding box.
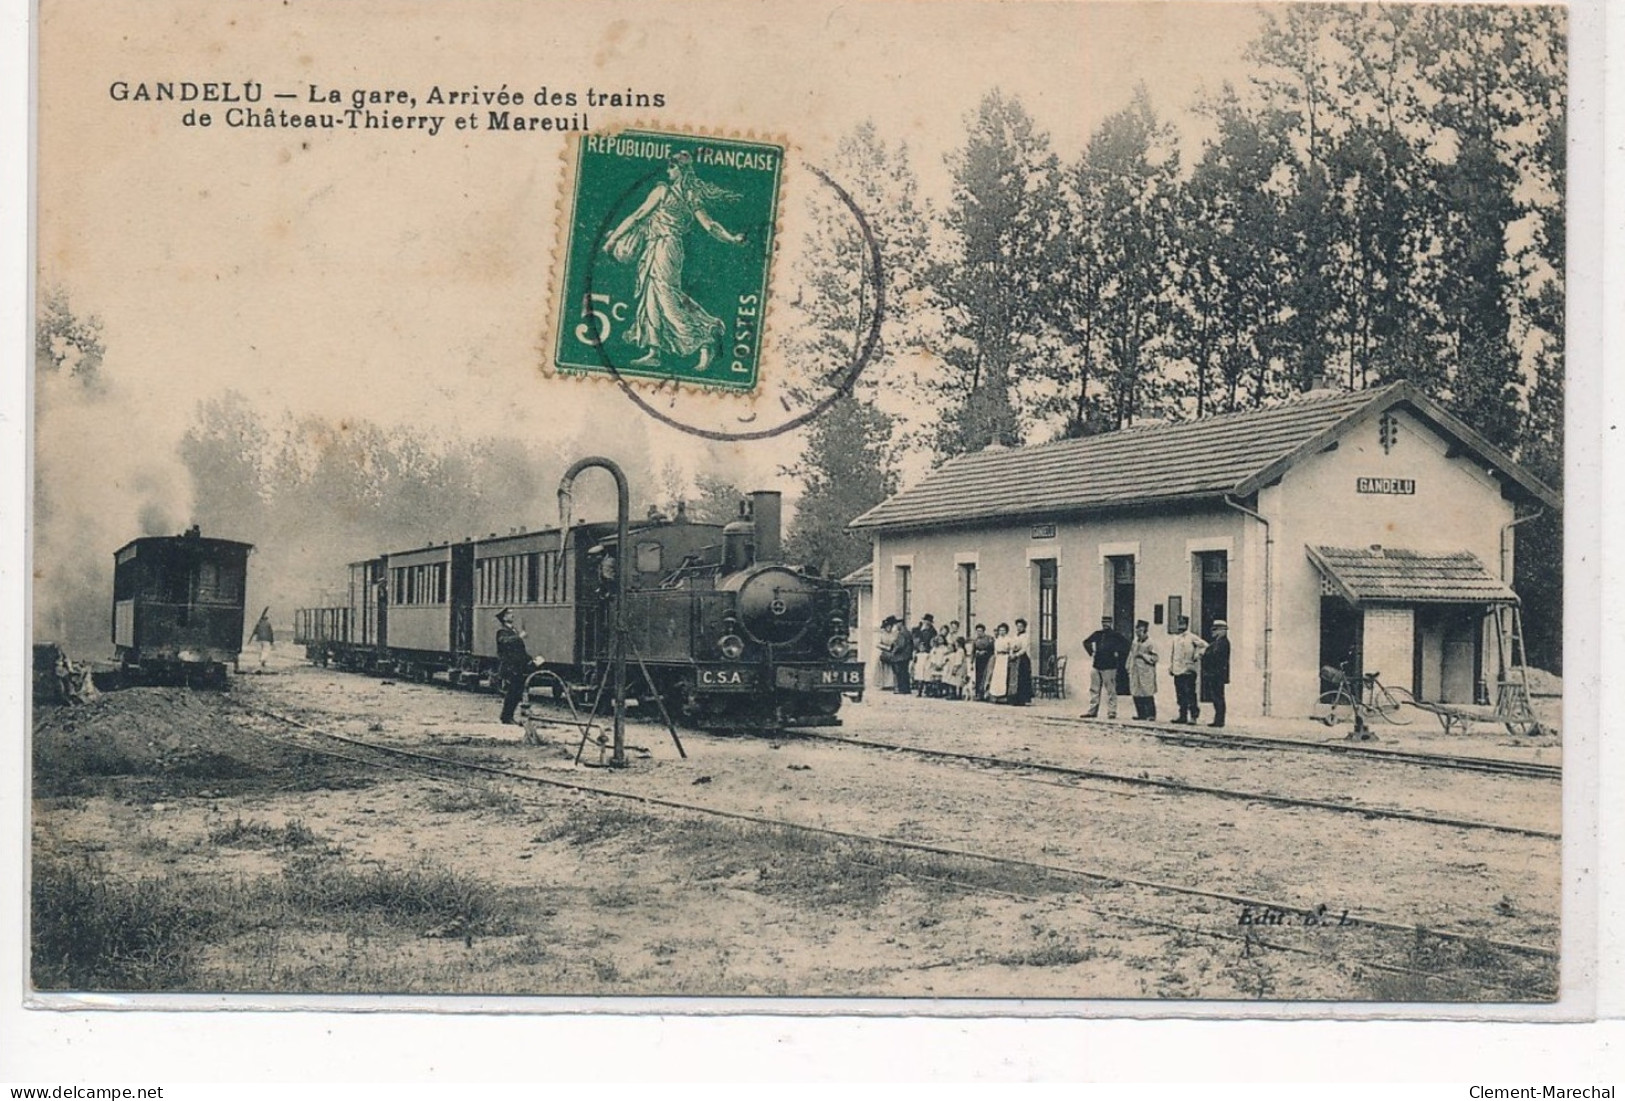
[295,489,863,731]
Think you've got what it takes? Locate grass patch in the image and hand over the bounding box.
[530,804,666,847]
[207,817,321,850]
[1359,928,1557,1002]
[277,856,513,936]
[31,850,517,992]
[423,784,524,816]
[31,854,217,990]
[995,940,1098,968]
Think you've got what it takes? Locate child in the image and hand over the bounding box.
[925,636,951,698]
[945,637,970,700]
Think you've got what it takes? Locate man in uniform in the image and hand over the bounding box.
[1201,620,1231,728]
[1081,615,1130,720]
[496,608,539,725]
[1168,615,1208,724]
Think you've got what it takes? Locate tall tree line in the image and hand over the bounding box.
[784,4,1566,665]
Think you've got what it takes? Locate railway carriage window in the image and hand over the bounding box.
[525,553,540,602]
[539,549,562,604]
[636,541,662,574]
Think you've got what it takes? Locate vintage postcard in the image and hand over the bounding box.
[26,0,1591,1021]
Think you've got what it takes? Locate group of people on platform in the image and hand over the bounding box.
[1081,614,1230,728]
[874,614,1035,705]
[871,611,1232,727]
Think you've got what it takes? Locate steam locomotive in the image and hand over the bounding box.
[293,491,864,730]
[112,526,254,685]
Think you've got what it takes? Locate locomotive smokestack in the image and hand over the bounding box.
[750,491,782,563]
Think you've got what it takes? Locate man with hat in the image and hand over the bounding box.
[1081,615,1130,720]
[495,608,539,725]
[1168,615,1208,724]
[1201,619,1231,728]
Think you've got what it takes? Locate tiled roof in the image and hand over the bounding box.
[850,387,1381,531]
[840,563,873,587]
[849,382,1560,531]
[1307,545,1518,605]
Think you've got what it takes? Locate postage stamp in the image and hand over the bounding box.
[551,129,785,392]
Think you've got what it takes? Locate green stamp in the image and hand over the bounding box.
[553,129,784,391]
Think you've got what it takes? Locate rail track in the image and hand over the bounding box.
[786,729,1559,841]
[233,699,1558,987]
[278,666,1561,840]
[1027,714,1561,782]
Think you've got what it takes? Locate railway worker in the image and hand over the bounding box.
[971,624,995,700]
[1127,620,1159,720]
[1168,615,1208,725]
[1201,620,1231,728]
[1081,615,1129,720]
[495,608,540,726]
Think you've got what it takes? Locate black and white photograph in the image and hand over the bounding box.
[24,0,1594,1023]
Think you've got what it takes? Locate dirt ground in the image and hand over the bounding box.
[30,657,1561,1002]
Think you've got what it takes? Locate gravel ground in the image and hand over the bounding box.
[29,662,1561,1001]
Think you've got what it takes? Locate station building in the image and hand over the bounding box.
[848,383,1560,720]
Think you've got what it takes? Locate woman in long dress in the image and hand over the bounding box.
[602,152,743,371]
[988,623,1013,702]
[1010,618,1034,705]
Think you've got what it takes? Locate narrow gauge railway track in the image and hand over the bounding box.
[1024,714,1561,782]
[278,671,1556,838]
[233,701,1557,973]
[302,662,1559,780]
[787,730,1559,841]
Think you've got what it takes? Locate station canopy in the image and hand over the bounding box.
[1307,545,1519,607]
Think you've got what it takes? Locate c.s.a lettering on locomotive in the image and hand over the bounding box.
[293,490,863,730]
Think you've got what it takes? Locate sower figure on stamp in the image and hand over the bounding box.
[1081,615,1129,720]
[1202,620,1231,728]
[602,152,745,372]
[1169,615,1208,724]
[496,608,540,726]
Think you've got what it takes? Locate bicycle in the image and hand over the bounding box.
[1318,663,1412,728]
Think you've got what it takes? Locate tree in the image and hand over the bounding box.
[783,392,897,579]
[1047,87,1181,434]
[777,122,919,571]
[929,91,1062,456]
[688,474,746,526]
[1168,87,1293,415]
[35,286,105,392]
